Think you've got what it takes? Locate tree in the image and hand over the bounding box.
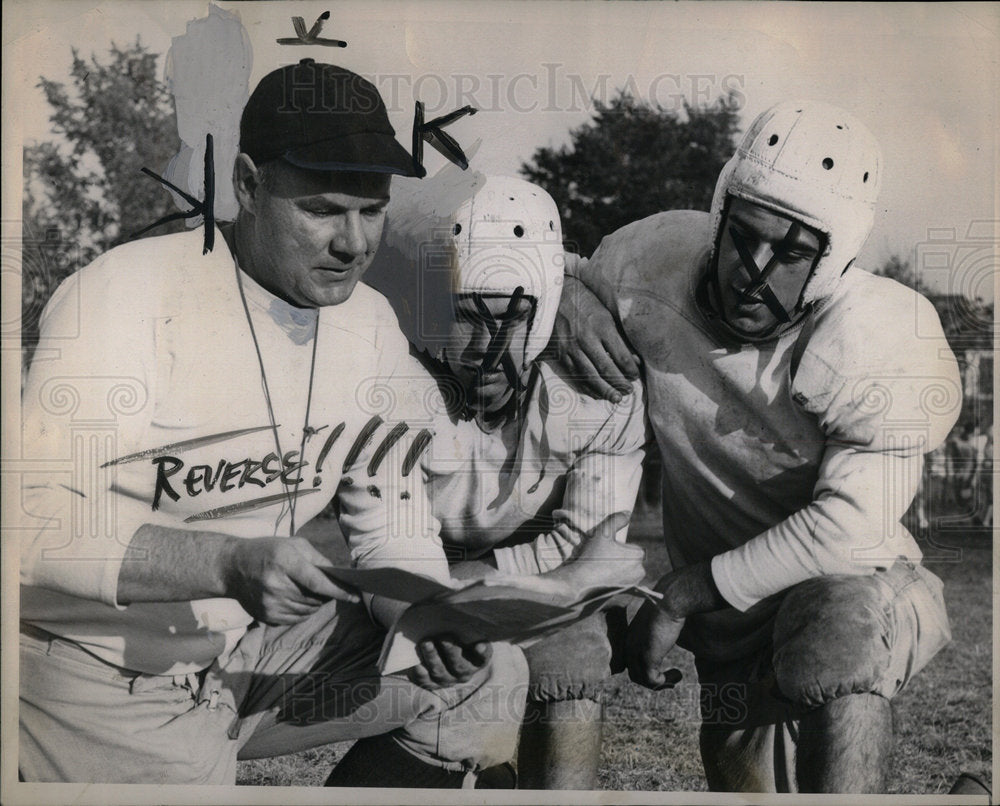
[872,253,921,292]
[520,90,742,256]
[21,39,184,364]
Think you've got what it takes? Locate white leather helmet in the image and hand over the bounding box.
[383,168,564,367]
[710,100,883,306]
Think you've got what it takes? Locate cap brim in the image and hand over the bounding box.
[282,132,417,177]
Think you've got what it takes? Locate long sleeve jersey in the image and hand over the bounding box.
[422,361,649,575]
[574,211,961,618]
[19,228,447,676]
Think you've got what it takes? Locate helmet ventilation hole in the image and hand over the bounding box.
[453,223,462,235]
[863,172,869,183]
[822,158,834,170]
[513,225,525,238]
[768,134,779,146]
[836,124,844,130]
[549,220,554,230]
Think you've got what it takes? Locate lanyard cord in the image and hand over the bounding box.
[295,323,320,536]
[233,263,319,537]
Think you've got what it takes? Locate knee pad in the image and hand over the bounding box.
[771,575,892,709]
[523,614,613,703]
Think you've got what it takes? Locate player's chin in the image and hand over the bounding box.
[467,384,513,414]
[723,304,774,335]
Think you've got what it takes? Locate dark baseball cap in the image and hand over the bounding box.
[240,59,416,176]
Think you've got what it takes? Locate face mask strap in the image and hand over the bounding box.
[473,286,526,375]
[727,221,804,324]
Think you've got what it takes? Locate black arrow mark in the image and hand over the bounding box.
[277,11,347,47]
[132,132,215,254]
[411,101,478,178]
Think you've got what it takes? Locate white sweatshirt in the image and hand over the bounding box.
[19,228,447,676]
[575,211,961,618]
[423,362,649,575]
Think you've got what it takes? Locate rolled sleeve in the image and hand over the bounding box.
[712,284,962,612]
[712,445,927,612]
[338,348,450,584]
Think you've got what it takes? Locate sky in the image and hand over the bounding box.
[5,0,998,301]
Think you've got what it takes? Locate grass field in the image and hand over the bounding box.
[237,511,993,794]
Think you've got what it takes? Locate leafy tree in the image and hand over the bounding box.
[521,90,742,256]
[21,39,183,364]
[872,253,921,291]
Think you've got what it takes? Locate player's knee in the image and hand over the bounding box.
[772,575,892,709]
[523,615,613,704]
[486,640,530,703]
[449,641,529,729]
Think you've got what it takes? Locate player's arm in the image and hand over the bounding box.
[491,376,649,589]
[553,249,640,402]
[626,445,933,687]
[710,293,962,612]
[335,415,449,631]
[337,345,488,687]
[629,295,963,687]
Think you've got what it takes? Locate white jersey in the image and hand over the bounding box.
[420,360,648,575]
[576,211,961,623]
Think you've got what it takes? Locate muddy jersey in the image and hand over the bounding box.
[420,360,648,574]
[574,210,961,615]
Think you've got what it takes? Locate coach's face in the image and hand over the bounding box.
[234,156,390,308]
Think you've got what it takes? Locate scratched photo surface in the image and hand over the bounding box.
[3,2,995,805]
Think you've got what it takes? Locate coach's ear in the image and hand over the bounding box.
[233,153,264,216]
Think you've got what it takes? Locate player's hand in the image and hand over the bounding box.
[411,636,493,690]
[561,511,646,589]
[552,275,640,403]
[225,536,360,625]
[625,599,684,691]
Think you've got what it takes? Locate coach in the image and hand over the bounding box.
[18,59,526,787]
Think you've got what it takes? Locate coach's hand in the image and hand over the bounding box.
[552,275,640,403]
[226,536,360,625]
[411,637,493,690]
[625,600,684,691]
